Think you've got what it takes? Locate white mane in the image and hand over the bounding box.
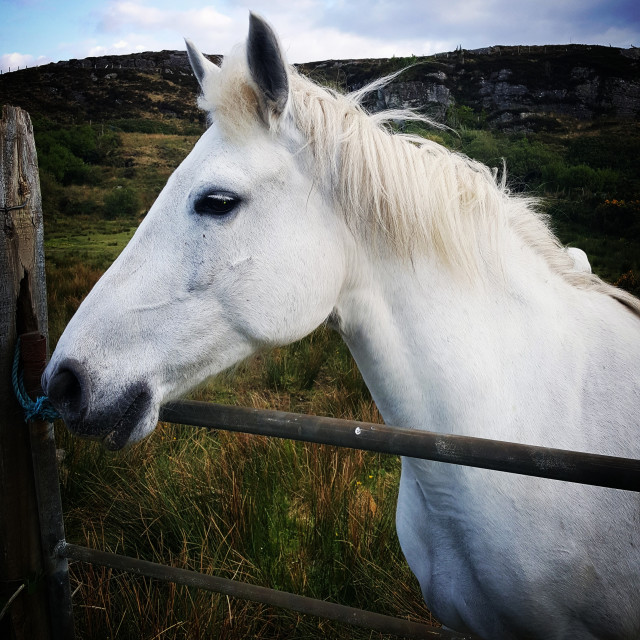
[199,47,640,315]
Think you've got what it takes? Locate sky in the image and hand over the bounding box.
[1,0,639,74]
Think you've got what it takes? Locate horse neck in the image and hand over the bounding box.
[334,239,574,442]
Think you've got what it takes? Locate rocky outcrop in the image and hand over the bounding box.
[53,50,215,74]
[1,44,638,132]
[299,44,640,131]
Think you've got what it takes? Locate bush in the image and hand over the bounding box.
[59,195,101,217]
[110,118,203,136]
[38,142,86,184]
[615,270,640,297]
[568,135,640,173]
[594,199,640,237]
[456,131,625,198]
[461,130,501,167]
[86,130,122,166]
[34,118,122,184]
[458,134,561,189]
[447,104,480,129]
[103,186,141,218]
[500,137,559,185]
[541,163,620,195]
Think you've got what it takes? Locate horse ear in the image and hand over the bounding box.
[185,39,219,92]
[247,13,289,120]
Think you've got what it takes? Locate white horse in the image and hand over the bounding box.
[43,14,640,639]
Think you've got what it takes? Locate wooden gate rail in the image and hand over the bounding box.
[160,401,640,492]
[58,543,475,640]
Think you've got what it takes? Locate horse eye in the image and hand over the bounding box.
[194,193,240,216]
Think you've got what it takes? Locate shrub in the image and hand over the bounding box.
[86,130,122,166]
[34,118,122,184]
[110,118,203,136]
[38,142,86,184]
[542,163,620,195]
[614,270,640,297]
[446,104,479,129]
[103,186,141,218]
[594,199,640,237]
[568,135,640,173]
[461,130,501,167]
[59,194,101,217]
[501,137,559,185]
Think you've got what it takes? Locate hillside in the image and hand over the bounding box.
[1,44,639,132]
[1,43,639,291]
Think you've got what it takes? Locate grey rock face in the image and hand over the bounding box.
[309,46,640,132]
[4,44,638,133]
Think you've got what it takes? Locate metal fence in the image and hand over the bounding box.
[51,400,640,640]
[160,401,640,492]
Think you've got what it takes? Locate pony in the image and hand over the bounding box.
[43,14,640,639]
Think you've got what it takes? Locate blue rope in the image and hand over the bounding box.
[12,338,61,422]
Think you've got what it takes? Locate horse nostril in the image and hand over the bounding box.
[47,363,87,421]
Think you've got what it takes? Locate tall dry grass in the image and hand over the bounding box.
[58,421,433,638]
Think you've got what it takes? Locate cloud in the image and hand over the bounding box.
[87,45,109,57]
[82,0,640,63]
[282,27,450,62]
[78,32,172,58]
[3,0,639,74]
[585,25,639,47]
[97,1,233,35]
[219,2,457,61]
[313,0,504,40]
[311,0,640,49]
[0,52,50,73]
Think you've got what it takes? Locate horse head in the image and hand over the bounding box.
[43,14,349,449]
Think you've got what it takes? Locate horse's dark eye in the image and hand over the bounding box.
[195,193,239,216]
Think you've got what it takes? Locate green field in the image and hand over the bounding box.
[42,115,639,638]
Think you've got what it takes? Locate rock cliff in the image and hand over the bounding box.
[1,44,638,132]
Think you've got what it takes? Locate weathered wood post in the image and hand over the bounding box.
[0,105,75,639]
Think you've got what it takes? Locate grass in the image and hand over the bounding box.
[554,220,640,284]
[58,419,432,639]
[46,222,135,261]
[54,351,433,638]
[117,132,200,207]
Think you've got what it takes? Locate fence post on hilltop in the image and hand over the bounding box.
[0,105,75,640]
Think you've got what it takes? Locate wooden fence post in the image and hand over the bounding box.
[0,105,75,639]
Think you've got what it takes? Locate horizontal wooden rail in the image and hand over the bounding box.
[59,543,475,639]
[160,401,640,492]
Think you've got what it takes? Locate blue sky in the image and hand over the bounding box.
[1,0,639,73]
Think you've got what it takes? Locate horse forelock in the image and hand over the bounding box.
[198,47,640,316]
[198,45,262,134]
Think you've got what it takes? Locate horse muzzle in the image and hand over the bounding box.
[43,358,156,450]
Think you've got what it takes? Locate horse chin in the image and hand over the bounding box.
[101,389,158,451]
